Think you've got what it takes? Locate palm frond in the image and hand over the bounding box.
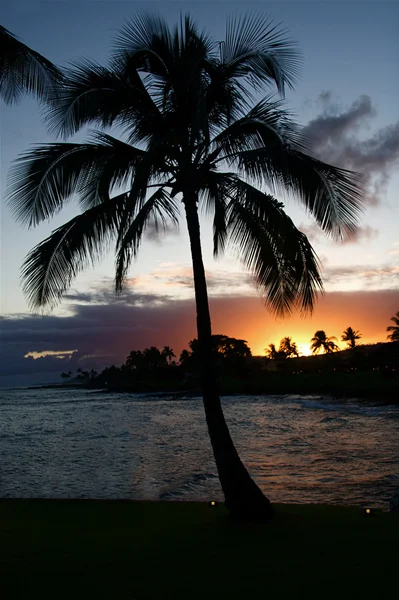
[239,147,363,240]
[224,176,323,314]
[112,12,172,69]
[202,59,251,130]
[115,187,180,291]
[44,57,164,140]
[7,136,146,227]
[21,193,128,309]
[0,25,62,104]
[222,13,301,94]
[387,312,399,342]
[210,99,363,240]
[200,170,230,257]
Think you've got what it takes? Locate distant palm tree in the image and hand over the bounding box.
[310,330,339,354]
[143,346,165,369]
[264,343,280,360]
[387,311,399,342]
[0,25,61,104]
[265,337,299,359]
[341,326,362,349]
[162,346,175,364]
[125,350,144,370]
[179,349,191,365]
[279,336,299,358]
[7,14,362,520]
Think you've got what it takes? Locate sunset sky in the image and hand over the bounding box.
[0,0,398,386]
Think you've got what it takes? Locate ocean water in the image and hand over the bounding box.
[1,388,398,508]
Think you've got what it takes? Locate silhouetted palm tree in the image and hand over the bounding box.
[125,350,143,370]
[162,346,175,364]
[310,330,339,354]
[179,349,191,365]
[341,326,362,349]
[0,25,61,104]
[7,14,362,520]
[387,311,399,342]
[279,336,299,357]
[264,343,284,360]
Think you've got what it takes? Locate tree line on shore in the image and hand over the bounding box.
[60,313,399,384]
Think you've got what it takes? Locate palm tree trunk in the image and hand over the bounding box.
[183,193,273,521]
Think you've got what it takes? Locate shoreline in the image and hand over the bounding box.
[23,382,399,406]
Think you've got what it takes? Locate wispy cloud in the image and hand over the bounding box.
[323,263,399,287]
[299,222,379,245]
[303,92,399,205]
[126,265,255,297]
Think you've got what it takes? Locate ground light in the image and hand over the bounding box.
[364,508,375,516]
[208,500,218,508]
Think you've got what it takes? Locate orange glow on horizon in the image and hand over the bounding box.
[206,290,397,358]
[95,289,397,365]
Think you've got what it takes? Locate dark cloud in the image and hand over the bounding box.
[0,286,197,385]
[303,93,399,205]
[143,218,180,245]
[299,222,379,245]
[64,286,170,307]
[304,94,376,148]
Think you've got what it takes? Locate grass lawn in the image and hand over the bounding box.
[1,499,398,599]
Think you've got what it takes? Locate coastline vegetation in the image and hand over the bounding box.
[55,332,399,404]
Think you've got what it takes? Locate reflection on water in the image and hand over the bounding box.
[1,389,398,508]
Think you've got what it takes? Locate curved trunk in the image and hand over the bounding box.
[183,193,273,521]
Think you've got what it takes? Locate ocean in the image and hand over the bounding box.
[1,388,398,508]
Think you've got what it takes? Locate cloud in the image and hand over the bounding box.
[323,263,399,287]
[299,222,379,245]
[1,285,398,386]
[127,265,254,297]
[304,94,376,148]
[143,218,180,245]
[303,92,399,205]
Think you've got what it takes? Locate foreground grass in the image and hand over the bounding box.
[1,500,398,599]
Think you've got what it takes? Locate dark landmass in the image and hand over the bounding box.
[31,341,399,405]
[30,372,398,405]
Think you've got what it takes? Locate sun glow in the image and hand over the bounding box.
[297,343,312,357]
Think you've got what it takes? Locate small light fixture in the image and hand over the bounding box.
[364,508,374,517]
[208,500,218,508]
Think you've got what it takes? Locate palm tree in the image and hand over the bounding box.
[125,349,144,370]
[7,14,363,520]
[264,343,279,361]
[341,326,362,349]
[142,346,165,369]
[0,25,61,104]
[387,311,399,342]
[162,346,176,364]
[310,330,339,354]
[179,349,191,365]
[279,336,299,358]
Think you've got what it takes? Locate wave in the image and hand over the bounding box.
[159,472,219,500]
